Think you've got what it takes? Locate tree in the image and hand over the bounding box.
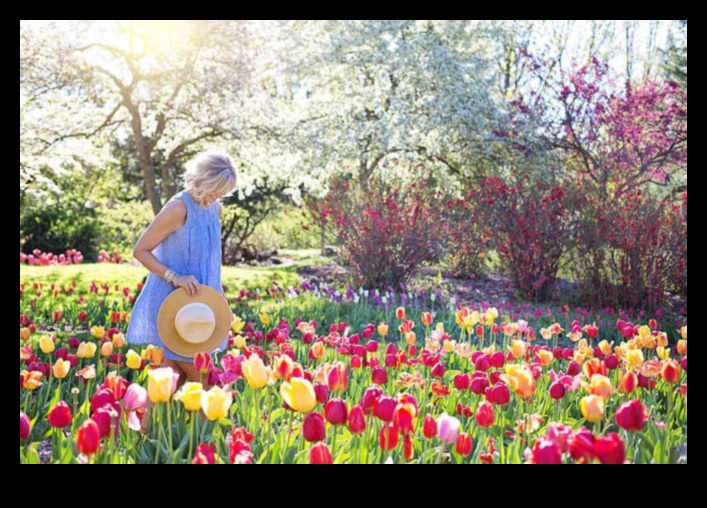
[22,20,259,215]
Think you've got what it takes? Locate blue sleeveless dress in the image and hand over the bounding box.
[126,191,227,363]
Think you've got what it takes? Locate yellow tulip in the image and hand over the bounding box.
[243,355,270,390]
[487,307,499,320]
[147,368,178,404]
[657,347,670,361]
[281,378,317,414]
[21,370,43,390]
[443,340,456,354]
[259,313,271,327]
[378,323,389,337]
[52,359,70,380]
[586,375,613,401]
[77,342,97,359]
[39,336,55,355]
[573,351,587,365]
[201,386,233,421]
[233,335,247,350]
[126,350,142,370]
[581,395,605,423]
[638,326,651,341]
[681,326,687,340]
[540,328,553,341]
[100,342,114,358]
[500,365,536,399]
[598,340,613,357]
[91,326,106,340]
[175,383,205,412]
[112,333,126,348]
[626,349,644,370]
[614,344,628,360]
[124,313,131,324]
[405,332,417,347]
[510,340,528,360]
[20,328,31,341]
[232,316,246,334]
[657,333,669,348]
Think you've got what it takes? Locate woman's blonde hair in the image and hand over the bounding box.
[183,151,239,201]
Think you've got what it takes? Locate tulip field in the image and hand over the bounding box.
[20,267,687,464]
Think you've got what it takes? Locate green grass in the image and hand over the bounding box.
[20,261,307,302]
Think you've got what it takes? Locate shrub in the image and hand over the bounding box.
[478,177,578,301]
[324,176,446,289]
[20,202,100,259]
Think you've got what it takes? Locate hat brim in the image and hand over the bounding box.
[158,286,231,359]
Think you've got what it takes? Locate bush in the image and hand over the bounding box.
[324,176,447,289]
[478,177,578,301]
[572,190,687,310]
[20,202,101,259]
[443,189,489,279]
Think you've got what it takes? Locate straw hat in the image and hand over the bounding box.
[158,286,231,358]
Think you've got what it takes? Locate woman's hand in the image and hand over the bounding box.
[175,275,201,297]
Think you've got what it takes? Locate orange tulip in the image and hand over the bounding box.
[112,333,126,348]
[536,349,553,368]
[585,375,613,401]
[100,342,114,358]
[500,365,536,399]
[583,359,607,380]
[581,395,605,423]
[661,360,681,384]
[421,312,433,327]
[677,340,687,356]
[619,371,638,395]
[310,342,326,361]
[21,370,43,391]
[509,340,528,361]
[20,328,31,341]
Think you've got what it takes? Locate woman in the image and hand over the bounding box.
[127,151,238,385]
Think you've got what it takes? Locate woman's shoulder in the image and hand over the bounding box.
[158,196,188,224]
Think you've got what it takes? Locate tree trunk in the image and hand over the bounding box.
[320,221,326,257]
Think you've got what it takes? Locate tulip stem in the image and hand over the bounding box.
[167,401,174,464]
[154,404,162,465]
[332,424,338,463]
[189,413,196,462]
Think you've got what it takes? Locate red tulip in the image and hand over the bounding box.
[567,361,581,376]
[379,424,400,452]
[92,405,120,439]
[605,354,620,370]
[349,405,366,435]
[489,384,510,406]
[423,414,438,440]
[90,390,115,414]
[403,434,415,462]
[431,363,446,379]
[476,402,495,429]
[194,353,213,375]
[360,387,384,416]
[303,413,327,443]
[593,433,626,465]
[325,399,348,426]
[366,341,379,353]
[76,419,101,456]
[531,438,563,465]
[393,404,416,435]
[422,312,434,327]
[193,444,216,465]
[568,427,596,464]
[456,434,473,458]
[313,383,329,405]
[375,397,397,423]
[471,376,489,396]
[350,355,363,370]
[490,352,505,369]
[456,404,474,419]
[454,374,471,391]
[371,367,388,386]
[549,382,567,401]
[20,412,31,441]
[680,356,687,372]
[67,338,80,350]
[328,362,349,393]
[48,402,72,429]
[615,400,648,432]
[310,443,333,465]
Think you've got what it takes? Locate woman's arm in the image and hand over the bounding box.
[133,200,201,297]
